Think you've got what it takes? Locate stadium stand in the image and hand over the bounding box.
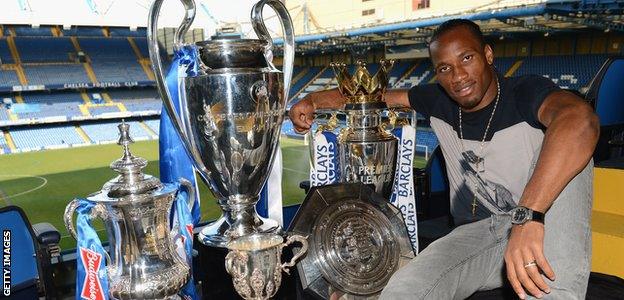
[61,26,104,37]
[514,54,607,91]
[12,25,53,37]
[0,69,20,87]
[0,132,9,153]
[109,28,146,37]
[80,121,153,144]
[78,37,136,61]
[394,60,433,88]
[0,39,15,64]
[15,37,75,63]
[107,88,160,112]
[17,91,84,119]
[22,64,91,86]
[10,125,84,151]
[144,119,160,133]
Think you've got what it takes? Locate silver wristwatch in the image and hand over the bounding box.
[510,206,545,225]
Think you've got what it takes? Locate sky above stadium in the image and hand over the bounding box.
[0,0,283,38]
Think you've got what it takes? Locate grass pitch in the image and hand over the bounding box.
[0,137,426,250]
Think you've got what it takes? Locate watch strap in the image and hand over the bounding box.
[531,210,545,223]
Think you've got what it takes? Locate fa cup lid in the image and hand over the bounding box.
[100,122,164,200]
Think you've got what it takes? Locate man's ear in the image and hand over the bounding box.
[484,44,494,65]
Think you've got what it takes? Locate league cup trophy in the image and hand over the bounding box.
[332,60,398,198]
[64,123,196,299]
[148,0,294,247]
[225,233,308,300]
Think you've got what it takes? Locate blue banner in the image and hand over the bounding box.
[159,45,201,225]
[75,199,110,300]
[171,182,199,299]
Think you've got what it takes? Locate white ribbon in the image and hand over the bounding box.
[391,124,419,253]
[310,131,339,187]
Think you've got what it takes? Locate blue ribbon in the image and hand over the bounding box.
[160,45,201,225]
[75,199,110,300]
[171,182,199,299]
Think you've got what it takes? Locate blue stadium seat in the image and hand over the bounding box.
[15,37,75,63]
[10,125,84,151]
[395,60,434,88]
[23,64,91,86]
[144,119,160,133]
[78,37,136,62]
[61,26,104,37]
[0,39,15,64]
[17,92,84,119]
[0,69,20,88]
[12,25,53,36]
[493,57,516,75]
[109,27,146,37]
[586,56,624,166]
[0,205,60,299]
[91,62,149,83]
[514,54,607,91]
[81,121,153,144]
[107,88,160,112]
[0,129,10,153]
[133,37,150,58]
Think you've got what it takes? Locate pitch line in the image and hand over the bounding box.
[282,167,308,175]
[0,174,48,200]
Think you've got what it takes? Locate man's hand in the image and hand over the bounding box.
[288,96,315,134]
[504,222,555,299]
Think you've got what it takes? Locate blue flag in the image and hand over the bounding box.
[171,182,200,299]
[159,45,201,225]
[74,199,110,300]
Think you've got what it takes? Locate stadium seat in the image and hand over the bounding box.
[586,56,624,167]
[0,205,60,299]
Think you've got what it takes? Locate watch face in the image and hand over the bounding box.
[512,207,529,224]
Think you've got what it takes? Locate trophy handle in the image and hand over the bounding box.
[63,199,80,240]
[178,177,196,212]
[279,234,308,273]
[173,0,196,50]
[251,0,295,103]
[63,199,113,264]
[147,0,208,179]
[225,250,248,277]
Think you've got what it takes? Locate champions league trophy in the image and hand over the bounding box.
[148,0,294,247]
[64,123,196,299]
[333,60,398,198]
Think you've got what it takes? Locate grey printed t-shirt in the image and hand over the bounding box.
[408,73,560,225]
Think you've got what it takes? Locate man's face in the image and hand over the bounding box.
[429,26,495,110]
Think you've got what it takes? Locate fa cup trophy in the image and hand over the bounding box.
[333,60,398,198]
[148,0,294,247]
[64,123,196,299]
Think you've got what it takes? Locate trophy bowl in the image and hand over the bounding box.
[148,0,295,247]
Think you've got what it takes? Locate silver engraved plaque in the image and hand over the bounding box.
[289,183,414,298]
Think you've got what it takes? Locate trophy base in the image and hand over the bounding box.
[198,215,281,248]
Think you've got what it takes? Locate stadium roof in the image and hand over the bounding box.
[274,0,624,54]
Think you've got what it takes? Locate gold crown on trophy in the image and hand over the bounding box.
[330,59,394,104]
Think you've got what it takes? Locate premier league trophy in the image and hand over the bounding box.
[333,60,398,198]
[64,123,196,299]
[148,0,294,247]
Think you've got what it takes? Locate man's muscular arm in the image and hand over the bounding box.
[288,88,411,133]
[504,90,599,299]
